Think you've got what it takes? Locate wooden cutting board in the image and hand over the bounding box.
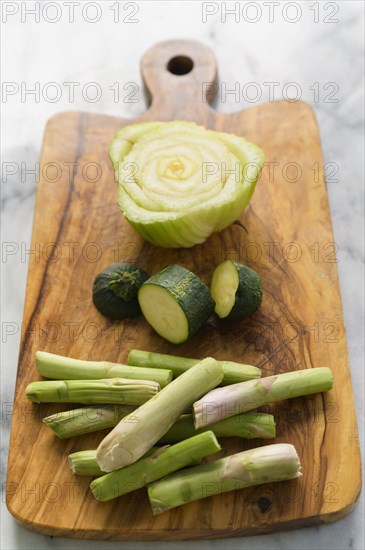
[6,39,361,540]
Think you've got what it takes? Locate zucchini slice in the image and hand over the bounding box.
[138,265,214,344]
[93,262,149,320]
[210,260,262,320]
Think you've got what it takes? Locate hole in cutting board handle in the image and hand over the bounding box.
[167,56,194,75]
[140,40,217,111]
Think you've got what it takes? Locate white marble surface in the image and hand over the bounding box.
[1,1,364,548]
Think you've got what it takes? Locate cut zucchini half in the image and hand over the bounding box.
[211,260,262,320]
[138,265,214,344]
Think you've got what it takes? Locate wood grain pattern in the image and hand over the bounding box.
[6,39,361,540]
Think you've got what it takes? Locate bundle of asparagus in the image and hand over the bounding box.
[27,349,333,516]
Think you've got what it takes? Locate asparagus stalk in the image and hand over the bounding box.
[91,431,221,501]
[68,446,165,476]
[26,378,159,405]
[68,450,103,476]
[96,357,223,472]
[160,412,275,443]
[42,405,135,439]
[43,404,274,441]
[128,349,260,385]
[36,351,172,388]
[194,367,333,428]
[148,443,302,514]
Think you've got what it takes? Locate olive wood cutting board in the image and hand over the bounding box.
[6,39,361,540]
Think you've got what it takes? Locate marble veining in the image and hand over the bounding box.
[1,1,364,549]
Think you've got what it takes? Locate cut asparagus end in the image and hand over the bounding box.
[68,450,103,476]
[42,405,136,439]
[210,259,238,318]
[148,443,302,515]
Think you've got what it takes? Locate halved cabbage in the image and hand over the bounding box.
[109,121,264,248]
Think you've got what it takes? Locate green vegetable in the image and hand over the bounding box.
[138,265,214,344]
[128,349,260,385]
[194,367,334,428]
[36,350,172,388]
[147,443,302,514]
[68,446,163,476]
[26,378,160,405]
[109,121,264,248]
[68,450,103,476]
[159,412,276,443]
[96,357,223,472]
[43,405,274,441]
[42,404,136,439]
[210,260,262,320]
[91,431,221,501]
[93,262,149,319]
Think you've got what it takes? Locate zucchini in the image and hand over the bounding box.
[210,260,262,320]
[138,265,214,344]
[93,262,149,320]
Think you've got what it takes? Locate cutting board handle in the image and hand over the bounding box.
[141,39,217,119]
